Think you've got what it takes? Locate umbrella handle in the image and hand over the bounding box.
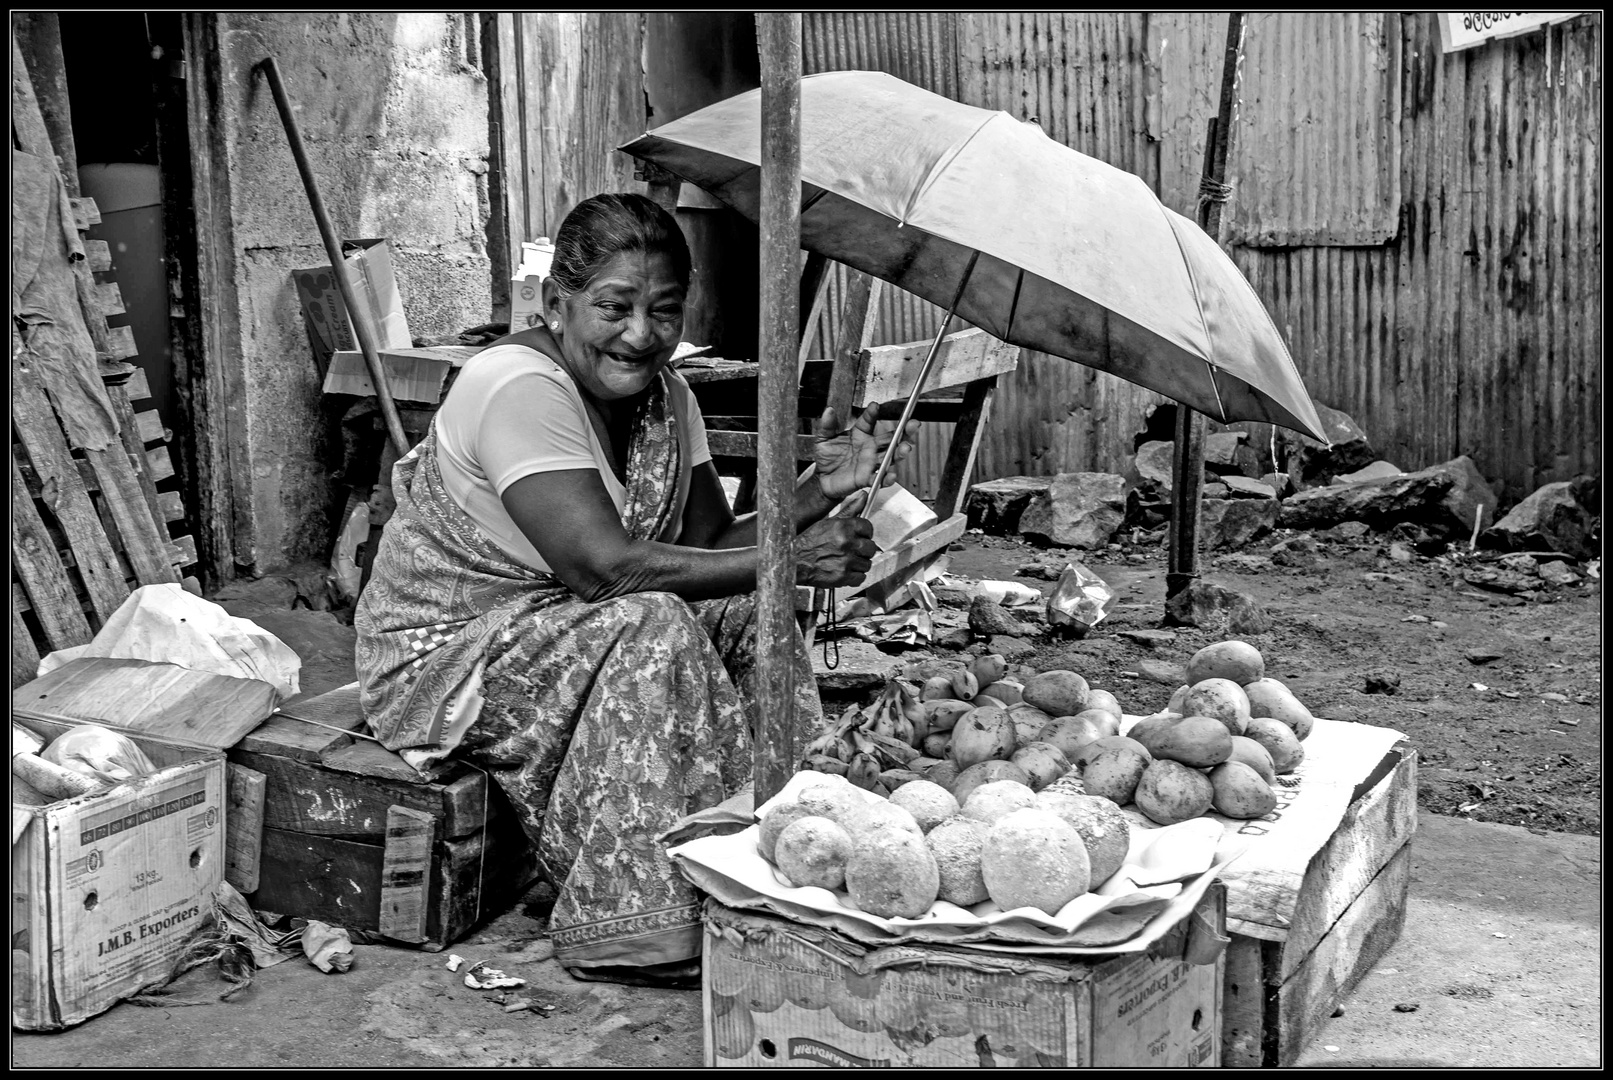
[861,252,980,502]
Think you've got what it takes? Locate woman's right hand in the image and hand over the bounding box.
[793,495,878,587]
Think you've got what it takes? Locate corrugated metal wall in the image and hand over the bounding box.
[793,11,1601,501]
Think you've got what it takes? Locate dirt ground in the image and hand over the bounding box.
[929,526,1601,837]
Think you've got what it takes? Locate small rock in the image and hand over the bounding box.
[1400,614,1429,623]
[1123,441,1177,502]
[1287,401,1377,487]
[1363,669,1401,695]
[1280,456,1498,539]
[1222,474,1278,499]
[1201,481,1231,500]
[1461,567,1537,595]
[1133,658,1189,685]
[965,476,1055,533]
[1260,472,1295,498]
[1480,480,1598,561]
[1430,620,1448,628]
[1217,553,1274,573]
[989,635,1036,658]
[1019,472,1127,549]
[503,999,534,1013]
[1537,560,1580,587]
[1541,692,1570,704]
[1117,628,1177,648]
[1496,552,1541,575]
[1388,541,1415,562]
[1163,579,1271,635]
[1393,1003,1420,1013]
[1325,520,1372,540]
[1125,553,1147,565]
[1015,561,1064,582]
[969,596,1038,638]
[1333,460,1403,485]
[1464,647,1504,665]
[1199,498,1280,551]
[934,628,973,650]
[1203,429,1248,466]
[1331,1005,1346,1018]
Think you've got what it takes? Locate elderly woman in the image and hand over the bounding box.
[355,193,913,985]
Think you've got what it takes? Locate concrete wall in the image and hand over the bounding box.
[211,13,492,572]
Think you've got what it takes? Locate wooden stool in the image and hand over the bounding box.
[227,683,535,950]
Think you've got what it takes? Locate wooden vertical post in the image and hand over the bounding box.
[1166,12,1246,601]
[753,14,804,804]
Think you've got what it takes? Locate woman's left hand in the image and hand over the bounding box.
[811,404,918,504]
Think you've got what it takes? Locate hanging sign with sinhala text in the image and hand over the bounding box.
[1437,12,1588,52]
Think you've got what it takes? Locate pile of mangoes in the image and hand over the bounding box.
[801,653,1128,799]
[1105,640,1316,825]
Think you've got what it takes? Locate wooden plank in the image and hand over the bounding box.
[825,273,880,419]
[158,490,186,523]
[1219,933,1267,1068]
[170,534,197,569]
[134,410,170,445]
[84,239,112,273]
[1273,841,1413,1066]
[12,368,130,624]
[274,682,365,730]
[80,441,181,586]
[854,329,1020,405]
[379,805,436,943]
[435,809,536,946]
[836,512,967,602]
[12,605,43,690]
[10,34,55,158]
[99,324,139,362]
[235,715,355,764]
[225,763,267,894]
[321,739,426,782]
[70,196,101,230]
[1279,747,1417,981]
[94,281,125,317]
[12,657,278,747]
[227,748,489,842]
[12,14,79,197]
[146,445,176,483]
[126,366,153,402]
[100,376,170,560]
[9,452,94,650]
[704,431,818,460]
[252,826,384,929]
[931,375,997,520]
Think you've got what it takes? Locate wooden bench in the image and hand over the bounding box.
[226,683,536,950]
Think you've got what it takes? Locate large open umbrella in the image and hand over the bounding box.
[621,70,1327,450]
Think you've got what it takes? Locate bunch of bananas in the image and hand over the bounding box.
[800,678,932,793]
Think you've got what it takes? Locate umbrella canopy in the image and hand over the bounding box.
[621,70,1326,441]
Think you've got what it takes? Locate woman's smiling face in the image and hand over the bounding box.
[547,250,686,401]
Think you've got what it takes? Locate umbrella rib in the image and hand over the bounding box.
[1158,200,1231,424]
[1004,267,1025,343]
[901,112,1002,226]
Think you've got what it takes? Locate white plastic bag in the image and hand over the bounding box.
[36,584,301,701]
[39,724,158,785]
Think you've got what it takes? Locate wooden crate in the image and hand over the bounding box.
[227,683,536,950]
[1220,744,1418,1067]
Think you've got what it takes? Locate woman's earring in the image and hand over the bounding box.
[549,321,560,331]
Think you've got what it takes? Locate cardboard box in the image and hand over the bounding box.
[702,888,1224,1068]
[509,239,555,332]
[322,345,482,404]
[11,715,226,1030]
[291,238,413,376]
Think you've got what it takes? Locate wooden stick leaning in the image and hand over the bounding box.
[255,57,411,460]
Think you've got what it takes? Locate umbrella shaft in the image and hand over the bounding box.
[865,312,952,498]
[864,252,980,499]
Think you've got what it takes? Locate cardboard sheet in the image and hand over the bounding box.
[669,772,1237,955]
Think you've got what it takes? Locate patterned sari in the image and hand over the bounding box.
[354,372,822,973]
